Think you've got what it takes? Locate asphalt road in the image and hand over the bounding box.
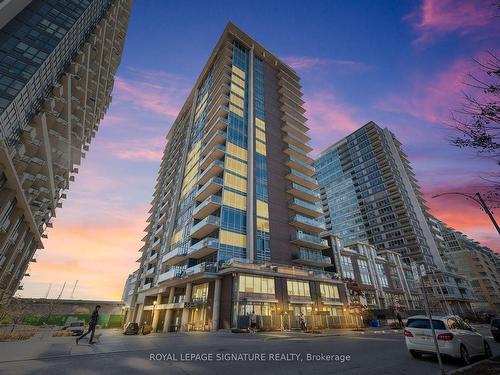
[0,326,497,375]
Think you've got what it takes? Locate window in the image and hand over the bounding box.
[192,283,209,301]
[224,172,247,192]
[226,142,247,161]
[340,256,355,279]
[219,230,246,248]
[406,319,446,330]
[320,284,340,300]
[357,259,371,285]
[376,263,389,288]
[222,190,246,210]
[256,200,269,219]
[287,280,311,297]
[239,275,274,294]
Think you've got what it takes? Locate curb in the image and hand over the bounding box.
[448,355,500,375]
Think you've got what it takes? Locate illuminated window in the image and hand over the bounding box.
[226,156,247,177]
[224,172,247,192]
[256,218,269,232]
[227,142,248,161]
[229,103,244,117]
[255,117,265,130]
[231,65,246,79]
[230,93,244,109]
[256,128,266,142]
[220,230,246,248]
[256,140,266,155]
[192,283,209,301]
[231,83,245,98]
[256,200,269,219]
[239,274,275,294]
[320,283,340,300]
[171,228,183,245]
[287,280,311,297]
[231,74,245,88]
[223,189,246,210]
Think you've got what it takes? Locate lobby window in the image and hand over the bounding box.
[287,280,311,297]
[239,275,275,294]
[320,283,340,300]
[192,283,209,302]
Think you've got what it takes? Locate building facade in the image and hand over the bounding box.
[127,23,358,333]
[315,122,475,314]
[322,232,421,315]
[0,0,131,304]
[439,223,500,314]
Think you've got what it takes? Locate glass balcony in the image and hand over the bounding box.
[286,183,320,203]
[293,247,332,267]
[201,130,226,156]
[190,215,220,239]
[183,262,218,278]
[192,195,222,220]
[284,143,314,164]
[188,238,219,259]
[291,231,329,250]
[151,237,161,251]
[285,156,315,176]
[286,169,318,190]
[162,246,188,265]
[195,176,223,202]
[199,144,225,170]
[198,159,224,185]
[289,214,325,233]
[204,115,228,141]
[157,267,184,283]
[289,197,323,218]
[281,121,310,142]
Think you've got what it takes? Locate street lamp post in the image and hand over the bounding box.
[432,192,500,237]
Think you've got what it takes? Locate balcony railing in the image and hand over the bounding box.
[162,246,188,265]
[190,215,220,238]
[291,231,329,250]
[293,247,332,266]
[289,214,325,232]
[289,197,323,217]
[195,176,223,201]
[287,183,320,202]
[188,237,219,258]
[192,194,222,219]
[157,267,184,283]
[183,262,218,278]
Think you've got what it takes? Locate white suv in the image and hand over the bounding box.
[404,315,492,365]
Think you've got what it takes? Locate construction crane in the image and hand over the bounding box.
[44,283,52,299]
[56,281,66,300]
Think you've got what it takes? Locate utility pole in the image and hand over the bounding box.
[419,264,445,375]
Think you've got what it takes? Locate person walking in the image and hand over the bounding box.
[396,312,404,328]
[299,312,307,332]
[76,305,100,344]
[249,311,257,333]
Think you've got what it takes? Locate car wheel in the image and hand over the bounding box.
[484,341,492,358]
[409,350,422,359]
[460,345,471,365]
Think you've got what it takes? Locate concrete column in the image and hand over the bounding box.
[163,287,176,333]
[151,294,162,332]
[135,303,144,324]
[180,283,192,331]
[212,278,222,331]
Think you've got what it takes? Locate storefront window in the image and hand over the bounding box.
[320,283,340,300]
[192,283,209,301]
[239,274,275,294]
[287,279,311,297]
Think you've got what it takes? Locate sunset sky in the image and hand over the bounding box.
[20,0,499,301]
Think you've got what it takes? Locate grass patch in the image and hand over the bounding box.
[0,332,36,341]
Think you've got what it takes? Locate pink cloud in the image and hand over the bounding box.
[282,55,370,72]
[99,137,165,162]
[305,89,362,156]
[376,56,478,124]
[406,0,499,44]
[113,68,190,119]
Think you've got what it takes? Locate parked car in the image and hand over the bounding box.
[123,322,139,335]
[63,320,85,336]
[404,315,492,365]
[491,318,500,342]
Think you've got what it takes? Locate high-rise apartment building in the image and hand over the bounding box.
[0,0,131,303]
[315,121,443,268]
[315,122,475,314]
[127,23,357,333]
